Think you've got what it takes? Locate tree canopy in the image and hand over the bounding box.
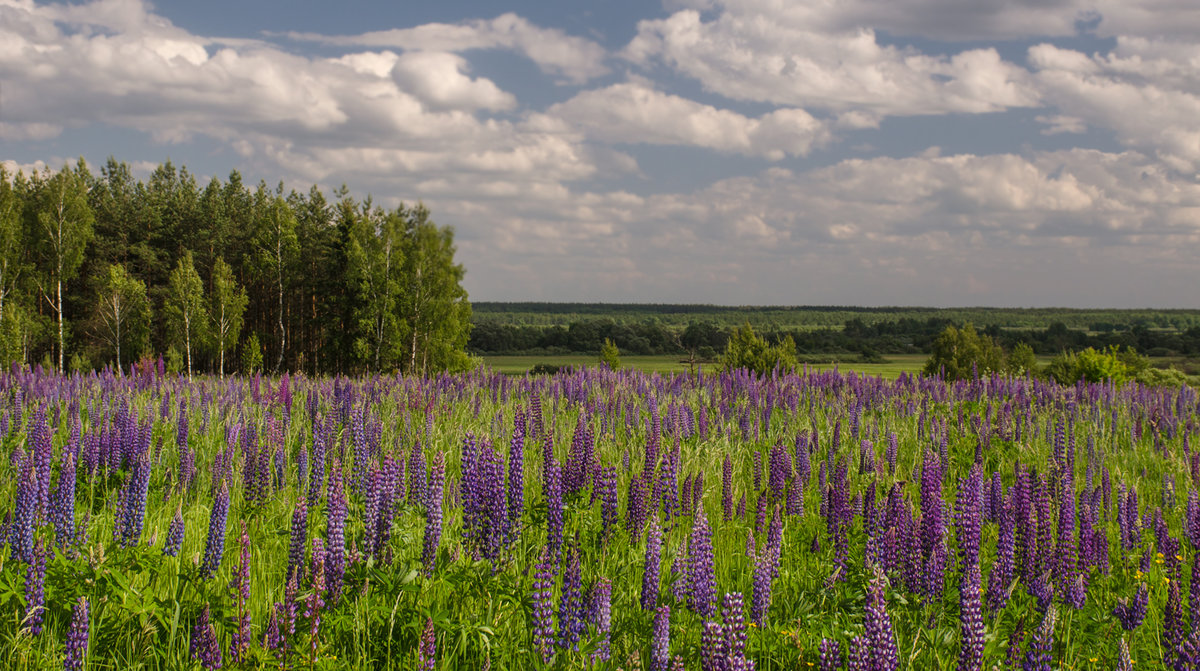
[0,157,472,375]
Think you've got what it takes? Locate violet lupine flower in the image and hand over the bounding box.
[722,454,734,522]
[11,452,36,563]
[642,518,663,611]
[199,480,230,580]
[288,495,309,582]
[1022,606,1056,671]
[1113,583,1148,631]
[325,465,347,607]
[847,636,869,671]
[230,521,251,664]
[987,496,1015,614]
[700,621,727,671]
[306,537,326,667]
[919,449,946,602]
[191,603,223,670]
[264,603,283,653]
[687,506,717,618]
[1116,637,1133,671]
[418,617,436,671]
[650,605,671,671]
[545,458,565,560]
[626,473,647,542]
[422,451,445,576]
[531,547,556,663]
[50,449,76,549]
[818,638,843,671]
[768,443,791,500]
[23,538,48,635]
[558,545,585,650]
[408,441,427,512]
[886,433,898,477]
[600,466,619,544]
[63,596,89,671]
[864,569,899,671]
[721,592,750,668]
[1163,569,1185,669]
[590,578,613,663]
[957,562,985,671]
[284,569,300,643]
[507,410,525,543]
[751,511,783,625]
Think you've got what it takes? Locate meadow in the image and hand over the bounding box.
[1,365,1197,670]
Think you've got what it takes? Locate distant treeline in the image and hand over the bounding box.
[469,308,1200,358]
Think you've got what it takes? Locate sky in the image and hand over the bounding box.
[2,0,1199,307]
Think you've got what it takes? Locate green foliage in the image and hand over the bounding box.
[1045,345,1150,385]
[1006,342,1038,376]
[399,204,472,375]
[720,321,798,375]
[164,250,209,377]
[599,337,621,370]
[242,332,263,374]
[91,263,151,371]
[210,256,248,377]
[922,323,1004,380]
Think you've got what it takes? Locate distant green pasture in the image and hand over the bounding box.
[482,354,931,378]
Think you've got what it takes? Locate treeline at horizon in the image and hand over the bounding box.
[469,309,1200,360]
[0,158,471,376]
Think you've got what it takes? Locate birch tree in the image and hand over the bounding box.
[93,264,149,371]
[165,250,208,379]
[210,256,247,377]
[31,161,94,371]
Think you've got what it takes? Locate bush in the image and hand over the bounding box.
[720,322,797,376]
[1044,345,1150,385]
[599,338,621,370]
[922,323,1004,380]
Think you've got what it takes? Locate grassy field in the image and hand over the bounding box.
[483,354,931,378]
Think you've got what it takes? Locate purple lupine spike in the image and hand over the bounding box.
[422,451,445,576]
[531,547,556,663]
[700,620,727,671]
[190,603,223,670]
[230,521,252,664]
[1022,606,1056,671]
[199,480,230,580]
[819,638,843,671]
[919,449,946,602]
[283,568,299,644]
[642,517,663,611]
[600,465,619,543]
[408,440,427,512]
[50,449,76,549]
[864,569,899,671]
[847,636,869,671]
[650,605,671,671]
[722,454,734,522]
[418,617,436,671]
[288,495,309,582]
[63,596,89,671]
[325,463,347,606]
[23,537,48,635]
[507,410,525,543]
[1113,583,1148,631]
[545,457,565,560]
[957,562,985,671]
[987,495,1015,613]
[1164,567,1185,668]
[1116,637,1132,671]
[306,537,326,667]
[117,451,152,548]
[721,591,750,666]
[626,473,647,542]
[11,452,36,563]
[557,544,585,650]
[590,578,613,663]
[751,511,783,625]
[687,506,717,618]
[886,433,898,477]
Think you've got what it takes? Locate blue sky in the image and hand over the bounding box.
[3,0,1200,307]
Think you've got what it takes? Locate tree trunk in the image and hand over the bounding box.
[185,312,192,380]
[57,276,64,372]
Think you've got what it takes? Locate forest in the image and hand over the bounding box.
[0,158,472,376]
[468,303,1200,360]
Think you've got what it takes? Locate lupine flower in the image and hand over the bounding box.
[23,538,48,635]
[643,518,663,611]
[591,578,613,663]
[558,544,585,650]
[864,569,899,671]
[625,471,647,542]
[306,537,326,667]
[545,457,565,559]
[987,495,1015,613]
[751,511,783,625]
[531,547,556,663]
[325,464,347,606]
[687,506,717,618]
[191,603,223,670]
[1116,637,1132,671]
[50,449,76,549]
[1113,583,1148,631]
[957,562,984,671]
[507,410,525,543]
[722,454,734,521]
[230,521,251,664]
[847,636,869,671]
[200,481,230,580]
[418,617,436,671]
[1023,606,1056,671]
[650,605,671,671]
[288,495,309,582]
[700,620,727,671]
[818,638,843,671]
[423,451,445,576]
[63,596,89,671]
[600,465,619,543]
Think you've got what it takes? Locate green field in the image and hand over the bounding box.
[483,354,931,378]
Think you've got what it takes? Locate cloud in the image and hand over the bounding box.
[547,81,829,159]
[1029,38,1200,173]
[285,12,608,84]
[624,8,1040,118]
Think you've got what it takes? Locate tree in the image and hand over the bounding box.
[399,204,472,374]
[92,264,150,371]
[164,250,208,379]
[347,205,406,372]
[210,257,247,377]
[720,322,797,376]
[1005,342,1038,376]
[250,189,298,372]
[922,323,1004,380]
[599,337,621,370]
[30,161,95,371]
